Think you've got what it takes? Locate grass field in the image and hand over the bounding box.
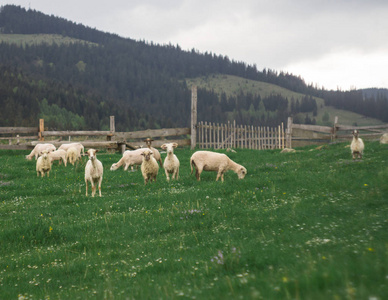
[0,143,387,299]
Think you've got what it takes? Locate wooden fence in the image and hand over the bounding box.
[286,116,388,148]
[197,121,285,150]
[0,116,191,151]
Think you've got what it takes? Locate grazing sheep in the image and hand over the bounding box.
[190,151,247,182]
[67,147,81,166]
[140,149,159,185]
[380,133,388,144]
[36,150,52,177]
[161,143,180,181]
[85,149,103,197]
[351,129,364,159]
[48,149,68,166]
[144,138,163,168]
[26,143,56,160]
[58,142,85,156]
[110,148,144,171]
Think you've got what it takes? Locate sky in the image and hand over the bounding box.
[3,0,388,91]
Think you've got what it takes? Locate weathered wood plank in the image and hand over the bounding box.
[292,123,333,133]
[115,127,190,140]
[336,124,388,131]
[0,144,30,150]
[0,127,38,134]
[125,139,191,149]
[41,131,112,137]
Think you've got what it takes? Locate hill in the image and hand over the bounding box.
[0,5,386,130]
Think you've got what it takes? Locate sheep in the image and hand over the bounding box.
[144,138,163,168]
[58,142,85,156]
[36,150,52,177]
[26,143,56,160]
[48,149,67,166]
[110,148,144,171]
[351,129,364,160]
[67,146,81,166]
[85,149,103,197]
[140,149,159,185]
[161,143,180,181]
[380,133,388,144]
[190,151,247,182]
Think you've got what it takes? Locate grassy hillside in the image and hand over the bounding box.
[0,33,98,47]
[186,74,384,126]
[1,143,387,299]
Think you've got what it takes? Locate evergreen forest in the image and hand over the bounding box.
[0,5,387,130]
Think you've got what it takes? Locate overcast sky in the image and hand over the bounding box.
[4,0,388,90]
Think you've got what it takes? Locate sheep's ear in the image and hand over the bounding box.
[173,143,178,148]
[161,144,167,150]
[95,149,99,153]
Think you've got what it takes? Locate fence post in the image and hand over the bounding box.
[332,116,338,141]
[191,86,197,150]
[286,117,293,148]
[39,119,44,141]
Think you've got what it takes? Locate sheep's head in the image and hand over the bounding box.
[352,130,359,139]
[87,149,98,161]
[110,163,118,171]
[161,143,178,155]
[237,166,247,180]
[141,149,153,161]
[41,150,49,160]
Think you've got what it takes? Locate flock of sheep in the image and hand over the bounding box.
[25,130,365,197]
[25,139,248,198]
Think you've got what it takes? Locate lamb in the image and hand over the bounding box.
[140,149,159,185]
[26,143,56,160]
[350,129,364,159]
[48,149,68,166]
[58,142,85,156]
[36,150,52,177]
[67,146,81,165]
[144,138,163,168]
[190,151,247,182]
[161,143,180,181]
[110,148,144,171]
[85,149,103,197]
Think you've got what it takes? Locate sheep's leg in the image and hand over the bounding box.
[165,169,170,181]
[216,171,222,181]
[47,171,50,178]
[91,181,96,197]
[195,166,202,181]
[85,180,89,196]
[175,168,179,180]
[98,178,102,197]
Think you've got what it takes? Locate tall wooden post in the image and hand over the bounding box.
[332,116,338,141]
[39,119,44,141]
[107,116,115,142]
[191,86,197,150]
[286,117,293,149]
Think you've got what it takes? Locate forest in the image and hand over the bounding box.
[0,5,387,130]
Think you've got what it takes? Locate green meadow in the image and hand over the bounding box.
[0,142,387,299]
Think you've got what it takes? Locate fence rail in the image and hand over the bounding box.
[286,116,388,148]
[197,121,285,150]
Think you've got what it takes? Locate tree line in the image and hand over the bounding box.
[0,5,387,131]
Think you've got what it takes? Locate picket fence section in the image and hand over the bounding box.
[197,121,285,150]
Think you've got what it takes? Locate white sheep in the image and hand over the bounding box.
[85,149,103,197]
[58,142,85,156]
[380,133,388,144]
[110,148,144,171]
[48,149,68,166]
[67,146,81,166]
[144,138,163,168]
[140,149,159,185]
[161,143,180,181]
[26,143,56,160]
[351,129,364,159]
[36,150,52,177]
[190,151,247,182]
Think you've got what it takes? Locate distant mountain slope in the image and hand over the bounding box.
[0,5,386,130]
